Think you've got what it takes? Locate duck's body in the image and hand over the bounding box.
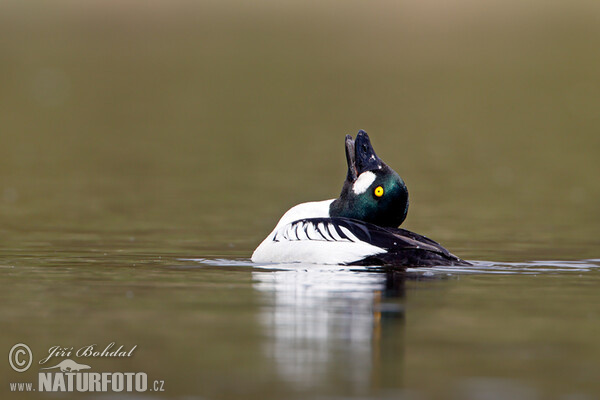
[251,131,470,267]
[251,200,468,266]
[252,199,383,265]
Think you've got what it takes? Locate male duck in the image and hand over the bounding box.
[252,130,470,267]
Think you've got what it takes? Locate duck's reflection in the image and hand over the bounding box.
[253,265,407,393]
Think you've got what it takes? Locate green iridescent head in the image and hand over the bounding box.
[329,130,409,228]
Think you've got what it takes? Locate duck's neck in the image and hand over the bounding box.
[329,196,365,221]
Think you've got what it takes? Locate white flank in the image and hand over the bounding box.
[252,199,385,265]
[252,239,383,265]
[352,171,376,195]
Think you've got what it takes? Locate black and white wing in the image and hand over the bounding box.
[294,217,469,266]
[253,217,470,266]
[272,218,370,243]
[252,217,386,265]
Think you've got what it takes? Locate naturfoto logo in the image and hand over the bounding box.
[8,342,165,394]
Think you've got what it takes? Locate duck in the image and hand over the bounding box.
[251,130,470,267]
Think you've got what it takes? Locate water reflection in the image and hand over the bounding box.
[192,257,600,398]
[252,265,407,393]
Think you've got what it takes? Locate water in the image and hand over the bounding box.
[1,1,600,399]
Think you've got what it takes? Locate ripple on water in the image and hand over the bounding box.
[187,257,600,276]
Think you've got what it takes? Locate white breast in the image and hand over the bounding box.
[268,199,334,232]
[251,200,385,265]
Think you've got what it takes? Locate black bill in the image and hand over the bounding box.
[344,130,384,182]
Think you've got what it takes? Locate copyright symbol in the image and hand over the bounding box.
[9,343,32,372]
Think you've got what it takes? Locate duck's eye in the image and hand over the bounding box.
[374,186,384,198]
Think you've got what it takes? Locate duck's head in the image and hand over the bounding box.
[329,130,409,227]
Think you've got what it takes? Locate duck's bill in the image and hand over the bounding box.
[344,134,358,181]
[345,130,384,182]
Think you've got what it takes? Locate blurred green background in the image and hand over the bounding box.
[1,0,599,261]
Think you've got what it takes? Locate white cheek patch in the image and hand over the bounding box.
[352,171,376,195]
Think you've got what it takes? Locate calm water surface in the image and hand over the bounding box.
[1,2,600,399]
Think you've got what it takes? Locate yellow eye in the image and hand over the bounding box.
[374,186,384,197]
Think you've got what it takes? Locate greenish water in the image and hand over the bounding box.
[1,2,600,399]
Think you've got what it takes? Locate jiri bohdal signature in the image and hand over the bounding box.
[39,342,137,365]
